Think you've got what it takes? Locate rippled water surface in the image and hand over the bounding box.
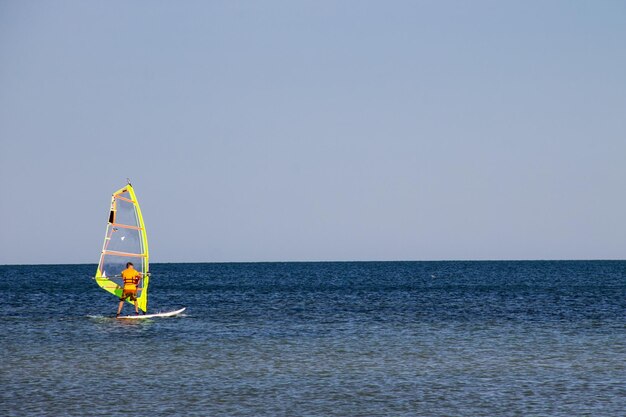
[1,261,625,416]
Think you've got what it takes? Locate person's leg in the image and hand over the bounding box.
[117,299,124,317]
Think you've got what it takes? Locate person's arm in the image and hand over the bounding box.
[136,272,142,290]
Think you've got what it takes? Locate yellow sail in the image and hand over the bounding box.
[95,183,150,312]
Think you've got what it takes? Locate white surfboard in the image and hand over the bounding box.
[117,307,186,319]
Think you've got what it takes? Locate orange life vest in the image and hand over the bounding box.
[121,268,140,291]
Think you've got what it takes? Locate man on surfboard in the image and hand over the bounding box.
[116,262,143,317]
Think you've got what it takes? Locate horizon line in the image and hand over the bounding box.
[1,258,625,267]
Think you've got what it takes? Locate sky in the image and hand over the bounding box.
[1,0,625,264]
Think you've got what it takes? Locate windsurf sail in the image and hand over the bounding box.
[95,182,150,312]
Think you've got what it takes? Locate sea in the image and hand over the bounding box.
[0,261,624,417]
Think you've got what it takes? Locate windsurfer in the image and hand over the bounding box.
[116,262,143,317]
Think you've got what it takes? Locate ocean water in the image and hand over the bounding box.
[0,261,625,416]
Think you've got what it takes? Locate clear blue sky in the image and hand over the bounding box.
[1,1,625,264]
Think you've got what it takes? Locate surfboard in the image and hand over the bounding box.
[117,307,186,320]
